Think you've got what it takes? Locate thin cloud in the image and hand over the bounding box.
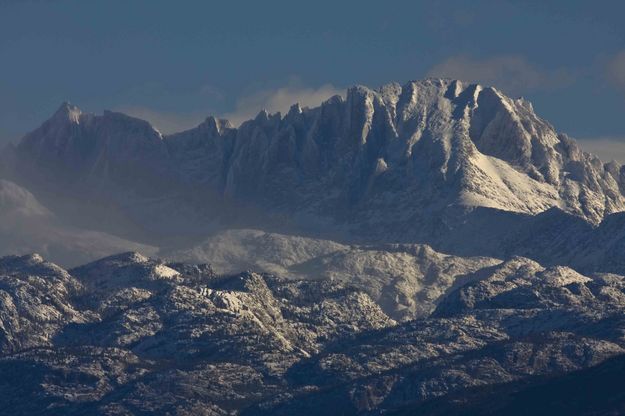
[198,84,224,100]
[427,54,574,96]
[576,137,625,164]
[606,50,625,90]
[117,82,345,133]
[222,83,345,126]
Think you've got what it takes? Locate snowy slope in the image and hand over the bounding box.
[161,229,500,319]
[5,79,624,248]
[1,252,625,414]
[0,179,157,266]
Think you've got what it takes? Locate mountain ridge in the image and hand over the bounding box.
[2,77,625,275]
[1,250,625,414]
[5,79,624,231]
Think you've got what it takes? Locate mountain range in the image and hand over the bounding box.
[2,78,625,414]
[3,79,625,268]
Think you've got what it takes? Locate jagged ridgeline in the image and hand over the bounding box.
[4,79,625,243]
[2,78,625,414]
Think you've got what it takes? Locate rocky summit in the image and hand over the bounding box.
[2,78,625,414]
[2,79,625,271]
[14,81,625,227]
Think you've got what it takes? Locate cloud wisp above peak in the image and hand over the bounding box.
[116,81,345,134]
[222,82,344,126]
[606,50,625,91]
[427,54,575,96]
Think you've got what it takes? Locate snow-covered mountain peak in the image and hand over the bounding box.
[52,101,82,124]
[70,251,182,295]
[3,252,45,266]
[6,77,625,246]
[287,102,303,116]
[104,251,150,264]
[198,116,232,135]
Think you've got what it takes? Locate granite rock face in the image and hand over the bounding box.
[1,252,625,415]
[2,78,625,414]
[6,79,625,242]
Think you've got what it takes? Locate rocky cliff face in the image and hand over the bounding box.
[1,252,625,414]
[2,78,625,414]
[6,80,624,241]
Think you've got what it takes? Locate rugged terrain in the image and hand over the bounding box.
[3,79,625,251]
[2,78,625,414]
[1,252,625,414]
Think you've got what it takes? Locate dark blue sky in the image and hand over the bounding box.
[1,0,625,158]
